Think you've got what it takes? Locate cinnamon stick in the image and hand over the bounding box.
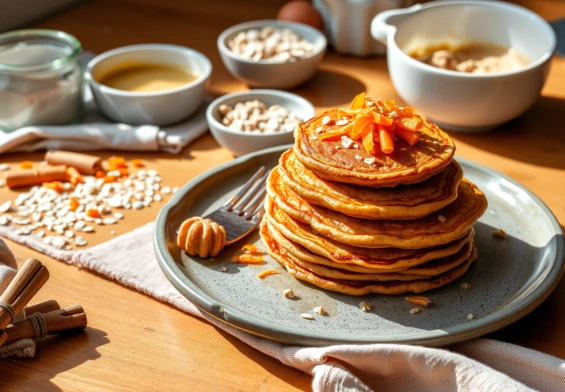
[0,259,49,346]
[25,300,60,315]
[4,165,68,188]
[45,150,102,175]
[3,305,87,345]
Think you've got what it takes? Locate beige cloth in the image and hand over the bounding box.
[1,224,565,390]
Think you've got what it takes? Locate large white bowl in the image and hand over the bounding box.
[371,1,556,132]
[206,89,315,156]
[217,20,326,89]
[85,44,212,126]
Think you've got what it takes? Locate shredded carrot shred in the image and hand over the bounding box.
[318,123,353,141]
[118,167,129,177]
[256,269,280,279]
[107,156,127,170]
[42,181,65,192]
[20,161,33,169]
[66,167,83,185]
[130,159,144,168]
[350,92,366,110]
[378,126,395,154]
[86,208,101,218]
[103,175,118,184]
[242,244,260,253]
[95,170,106,178]
[69,197,80,212]
[230,254,264,264]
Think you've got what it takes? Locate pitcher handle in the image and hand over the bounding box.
[371,3,423,46]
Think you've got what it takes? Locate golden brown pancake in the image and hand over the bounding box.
[293,109,455,188]
[266,168,487,249]
[264,220,474,280]
[261,222,478,295]
[265,200,473,272]
[279,149,463,220]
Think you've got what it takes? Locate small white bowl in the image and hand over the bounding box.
[218,20,326,89]
[371,1,556,132]
[85,44,212,126]
[206,89,315,156]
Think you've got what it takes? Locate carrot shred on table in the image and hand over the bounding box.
[130,159,144,167]
[20,161,33,169]
[86,208,101,218]
[66,167,83,185]
[230,254,264,264]
[242,244,260,253]
[256,269,280,279]
[42,181,64,193]
[107,156,127,170]
[69,197,80,212]
[118,167,129,177]
[103,175,118,184]
[95,170,106,178]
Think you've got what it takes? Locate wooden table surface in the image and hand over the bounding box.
[1,0,564,391]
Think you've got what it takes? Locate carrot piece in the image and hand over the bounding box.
[399,107,415,117]
[230,254,264,264]
[362,125,376,154]
[396,117,423,132]
[95,170,106,178]
[118,168,129,177]
[66,167,83,185]
[319,123,354,141]
[130,159,144,168]
[349,115,373,140]
[256,269,280,279]
[378,126,395,154]
[350,92,366,110]
[373,113,393,127]
[20,161,33,169]
[107,156,127,170]
[395,128,421,146]
[103,175,117,184]
[242,244,260,253]
[42,181,64,193]
[69,197,80,212]
[86,208,101,218]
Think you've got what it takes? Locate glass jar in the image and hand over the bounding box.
[0,29,84,132]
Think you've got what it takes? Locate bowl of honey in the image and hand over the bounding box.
[85,44,212,126]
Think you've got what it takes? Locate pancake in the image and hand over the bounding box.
[264,220,474,280]
[261,223,479,295]
[266,168,487,249]
[279,149,463,220]
[265,199,473,271]
[293,109,455,188]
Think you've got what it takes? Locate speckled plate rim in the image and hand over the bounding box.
[154,145,565,347]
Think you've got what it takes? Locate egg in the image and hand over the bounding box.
[277,1,323,31]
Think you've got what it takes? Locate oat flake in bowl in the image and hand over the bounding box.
[218,100,302,133]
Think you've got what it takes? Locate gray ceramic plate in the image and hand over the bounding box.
[154,145,565,346]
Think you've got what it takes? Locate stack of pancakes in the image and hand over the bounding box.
[260,100,488,295]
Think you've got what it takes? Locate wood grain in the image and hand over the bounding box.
[1,0,565,391]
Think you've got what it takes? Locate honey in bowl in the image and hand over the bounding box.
[96,61,199,93]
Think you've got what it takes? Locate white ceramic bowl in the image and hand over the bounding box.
[217,20,326,89]
[371,1,556,132]
[85,44,212,126]
[206,89,315,156]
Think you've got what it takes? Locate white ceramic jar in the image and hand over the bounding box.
[371,0,556,132]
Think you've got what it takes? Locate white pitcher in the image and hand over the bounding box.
[313,0,413,56]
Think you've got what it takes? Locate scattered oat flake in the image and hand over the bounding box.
[492,229,506,238]
[405,296,431,307]
[359,301,372,312]
[353,144,359,149]
[410,308,420,314]
[218,266,228,272]
[310,136,318,140]
[335,119,349,126]
[315,127,324,134]
[283,289,295,299]
[0,163,9,171]
[354,154,362,160]
[461,282,472,289]
[438,215,446,223]
[364,157,376,165]
[301,313,314,320]
[256,269,280,279]
[467,313,474,320]
[0,201,11,213]
[321,116,331,125]
[313,306,325,315]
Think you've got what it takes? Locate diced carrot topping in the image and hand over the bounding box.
[349,115,373,140]
[396,117,423,132]
[66,167,83,185]
[86,208,101,218]
[362,125,376,154]
[242,244,260,253]
[20,161,33,169]
[256,269,280,279]
[395,128,421,146]
[230,254,264,264]
[42,181,64,192]
[373,113,393,127]
[69,197,80,212]
[378,126,395,154]
[118,168,129,177]
[103,175,117,184]
[318,123,354,141]
[107,156,127,170]
[95,170,106,178]
[130,159,145,168]
[350,92,366,110]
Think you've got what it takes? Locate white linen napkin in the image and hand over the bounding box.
[0,51,210,154]
[2,223,564,390]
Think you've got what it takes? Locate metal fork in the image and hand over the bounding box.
[203,166,270,245]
